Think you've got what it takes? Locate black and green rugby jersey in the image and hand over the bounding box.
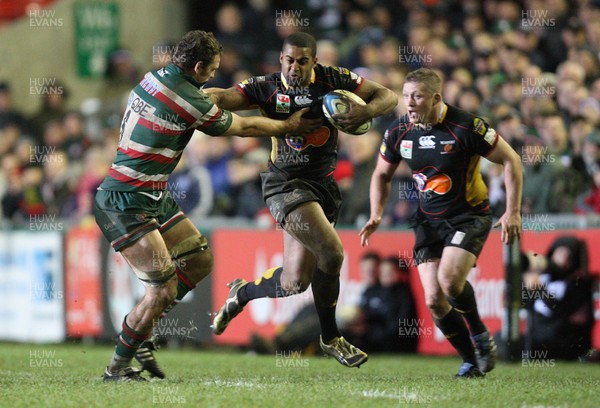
[100,63,233,192]
[380,104,499,219]
[236,64,363,179]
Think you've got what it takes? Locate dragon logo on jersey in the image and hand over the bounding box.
[276,94,291,113]
[285,127,330,150]
[413,172,452,194]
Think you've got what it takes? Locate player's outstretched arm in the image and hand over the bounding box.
[223,107,321,138]
[360,156,398,246]
[204,87,252,111]
[486,136,523,245]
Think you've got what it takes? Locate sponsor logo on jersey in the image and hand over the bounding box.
[483,128,497,145]
[413,172,452,194]
[276,94,291,113]
[401,140,413,159]
[294,95,313,106]
[418,135,436,149]
[285,127,330,151]
[473,117,487,136]
[440,140,456,154]
[333,67,350,76]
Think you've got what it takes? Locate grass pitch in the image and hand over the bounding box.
[1,342,599,407]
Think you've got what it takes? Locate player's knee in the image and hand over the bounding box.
[425,296,446,314]
[439,278,464,298]
[318,245,344,274]
[133,260,177,289]
[158,279,178,306]
[170,234,213,282]
[143,274,178,310]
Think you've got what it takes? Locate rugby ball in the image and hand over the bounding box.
[322,89,372,135]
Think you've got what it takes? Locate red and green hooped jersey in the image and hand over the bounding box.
[100,63,233,192]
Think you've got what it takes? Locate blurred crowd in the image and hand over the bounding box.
[2,0,600,228]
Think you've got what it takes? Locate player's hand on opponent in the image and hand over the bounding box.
[493,211,521,245]
[332,98,371,133]
[286,107,322,134]
[359,217,381,246]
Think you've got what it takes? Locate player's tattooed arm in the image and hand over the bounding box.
[204,87,253,111]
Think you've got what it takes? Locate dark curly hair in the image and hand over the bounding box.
[172,30,223,70]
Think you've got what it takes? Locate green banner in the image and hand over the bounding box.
[74,2,120,78]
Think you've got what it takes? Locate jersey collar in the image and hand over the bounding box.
[165,63,204,88]
[437,103,448,123]
[280,69,316,90]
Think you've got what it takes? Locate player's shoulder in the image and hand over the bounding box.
[444,104,489,132]
[152,64,189,89]
[238,72,278,89]
[318,64,349,75]
[317,64,361,81]
[151,65,205,100]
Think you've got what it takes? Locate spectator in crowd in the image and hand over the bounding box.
[40,150,76,217]
[522,236,595,360]
[29,81,68,141]
[61,111,91,161]
[521,138,577,214]
[0,81,30,133]
[75,146,109,219]
[100,48,141,123]
[572,130,600,192]
[575,160,600,214]
[228,136,270,219]
[344,255,418,353]
[338,129,381,226]
[0,123,22,159]
[203,136,234,216]
[166,154,203,216]
[1,153,24,221]
[358,251,381,291]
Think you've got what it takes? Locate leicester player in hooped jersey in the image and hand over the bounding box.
[361,68,522,378]
[379,104,498,218]
[235,64,362,179]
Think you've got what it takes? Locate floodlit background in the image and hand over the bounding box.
[0,0,599,361]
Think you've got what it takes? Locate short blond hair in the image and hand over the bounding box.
[405,68,442,95]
